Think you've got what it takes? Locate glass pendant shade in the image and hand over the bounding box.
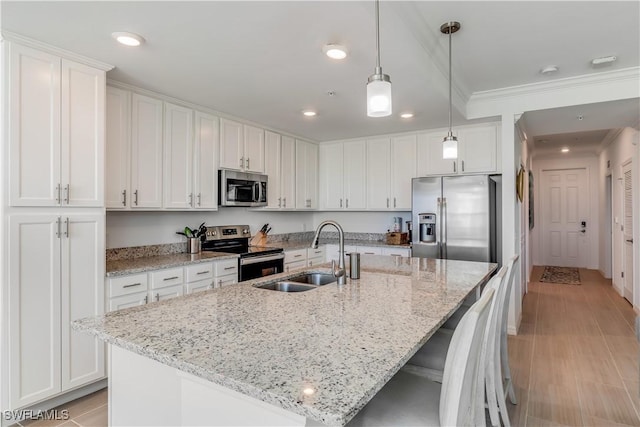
[442,134,458,159]
[367,78,392,117]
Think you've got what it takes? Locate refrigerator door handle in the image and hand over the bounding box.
[442,197,447,259]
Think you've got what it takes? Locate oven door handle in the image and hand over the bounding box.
[240,253,285,265]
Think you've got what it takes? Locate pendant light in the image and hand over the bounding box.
[441,21,460,159]
[367,0,392,117]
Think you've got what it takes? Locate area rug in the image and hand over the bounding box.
[539,266,581,285]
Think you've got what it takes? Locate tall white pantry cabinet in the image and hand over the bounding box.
[2,40,110,413]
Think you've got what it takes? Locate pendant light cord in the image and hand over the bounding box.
[448,27,452,135]
[375,0,381,72]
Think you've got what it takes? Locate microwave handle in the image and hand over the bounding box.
[253,182,260,203]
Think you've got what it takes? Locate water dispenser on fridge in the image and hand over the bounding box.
[419,213,436,243]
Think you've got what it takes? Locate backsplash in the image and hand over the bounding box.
[106,243,187,261]
[266,231,386,243]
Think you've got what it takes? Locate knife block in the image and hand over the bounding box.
[249,231,268,247]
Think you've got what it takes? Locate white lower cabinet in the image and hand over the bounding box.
[150,284,184,302]
[109,292,148,311]
[306,247,326,267]
[357,246,383,255]
[8,213,105,409]
[381,247,411,257]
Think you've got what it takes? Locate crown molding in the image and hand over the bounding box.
[467,67,640,119]
[1,31,114,71]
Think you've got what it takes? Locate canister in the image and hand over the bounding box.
[350,252,361,280]
[189,237,201,254]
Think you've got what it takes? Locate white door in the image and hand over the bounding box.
[163,103,193,209]
[193,112,219,209]
[391,135,416,210]
[264,131,282,208]
[319,143,344,209]
[9,215,62,408]
[61,59,105,207]
[623,162,634,302]
[131,94,163,208]
[105,86,131,209]
[61,214,105,390]
[541,168,589,267]
[9,43,61,206]
[344,140,367,209]
[244,125,265,173]
[366,138,391,209]
[280,136,296,209]
[219,119,244,170]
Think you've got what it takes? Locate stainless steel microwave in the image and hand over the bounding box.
[219,169,268,207]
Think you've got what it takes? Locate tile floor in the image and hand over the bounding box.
[14,266,640,426]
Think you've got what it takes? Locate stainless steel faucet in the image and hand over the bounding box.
[311,220,346,285]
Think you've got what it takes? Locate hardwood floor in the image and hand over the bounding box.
[15,266,639,426]
[508,266,640,427]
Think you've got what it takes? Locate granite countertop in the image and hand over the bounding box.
[106,252,239,277]
[270,239,411,251]
[76,255,496,425]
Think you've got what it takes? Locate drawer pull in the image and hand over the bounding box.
[163,276,180,281]
[365,252,375,255]
[223,266,236,271]
[294,254,303,258]
[123,283,142,288]
[196,270,210,275]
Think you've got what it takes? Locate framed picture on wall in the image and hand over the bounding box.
[529,170,534,230]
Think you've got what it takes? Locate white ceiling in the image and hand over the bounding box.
[2,1,639,141]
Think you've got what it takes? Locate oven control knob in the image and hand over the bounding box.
[242,228,249,235]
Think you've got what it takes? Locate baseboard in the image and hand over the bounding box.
[508,312,522,336]
[2,379,107,426]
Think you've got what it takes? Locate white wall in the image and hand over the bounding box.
[598,127,639,299]
[531,154,600,270]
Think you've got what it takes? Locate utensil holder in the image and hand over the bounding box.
[189,237,201,254]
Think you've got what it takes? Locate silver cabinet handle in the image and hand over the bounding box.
[386,198,389,208]
[64,184,70,204]
[155,293,160,302]
[286,266,290,272]
[340,199,343,208]
[461,160,465,172]
[278,197,282,208]
[394,198,396,208]
[196,270,210,275]
[246,158,250,169]
[453,162,457,173]
[64,217,69,238]
[197,193,201,206]
[626,239,634,243]
[294,254,303,258]
[208,282,214,289]
[56,217,61,238]
[346,198,349,208]
[223,266,236,270]
[123,282,142,288]
[309,261,313,266]
[122,189,127,206]
[163,276,180,281]
[189,193,193,206]
[134,190,139,206]
[240,157,244,169]
[218,279,223,286]
[56,184,61,204]
[283,197,286,207]
[364,252,375,255]
[144,295,148,304]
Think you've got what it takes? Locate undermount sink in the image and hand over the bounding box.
[254,272,337,293]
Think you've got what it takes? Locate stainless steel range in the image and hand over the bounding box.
[201,225,284,282]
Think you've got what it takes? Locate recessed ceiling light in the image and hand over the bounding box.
[400,113,414,119]
[112,32,145,47]
[302,387,315,396]
[302,110,317,117]
[540,65,558,75]
[561,147,570,153]
[592,55,617,66]
[323,44,348,60]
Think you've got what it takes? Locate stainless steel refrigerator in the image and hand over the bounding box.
[412,174,502,264]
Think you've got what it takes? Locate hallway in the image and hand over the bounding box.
[508,266,640,426]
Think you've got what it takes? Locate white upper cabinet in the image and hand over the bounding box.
[366,138,392,209]
[9,43,105,207]
[296,139,318,209]
[417,124,499,176]
[264,131,282,209]
[319,140,366,210]
[131,94,163,208]
[163,103,193,209]
[193,112,219,209]
[105,86,131,209]
[244,125,265,173]
[219,119,265,173]
[390,134,416,210]
[280,136,296,209]
[365,136,415,210]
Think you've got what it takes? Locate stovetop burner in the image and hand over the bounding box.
[200,225,283,258]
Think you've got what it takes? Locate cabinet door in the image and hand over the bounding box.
[264,131,281,208]
[296,140,318,209]
[215,275,238,288]
[319,143,344,209]
[219,119,244,170]
[9,215,62,408]
[366,138,391,209]
[244,125,265,173]
[423,132,457,175]
[458,125,497,173]
[108,292,148,312]
[150,284,184,302]
[186,279,214,294]
[193,112,219,209]
[280,136,296,209]
[106,86,131,208]
[391,135,416,210]
[306,142,319,209]
[344,140,367,209]
[61,214,105,391]
[61,60,105,207]
[9,44,61,206]
[131,94,163,208]
[163,103,193,209]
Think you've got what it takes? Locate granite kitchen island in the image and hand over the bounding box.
[73,255,497,426]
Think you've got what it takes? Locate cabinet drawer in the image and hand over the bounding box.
[357,246,382,255]
[150,267,184,289]
[109,273,149,298]
[284,260,307,272]
[307,247,325,259]
[185,262,214,283]
[214,259,238,277]
[216,275,238,288]
[109,292,148,312]
[285,249,307,263]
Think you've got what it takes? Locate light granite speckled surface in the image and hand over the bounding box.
[267,239,410,251]
[76,255,496,425]
[106,252,239,277]
[106,243,188,261]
